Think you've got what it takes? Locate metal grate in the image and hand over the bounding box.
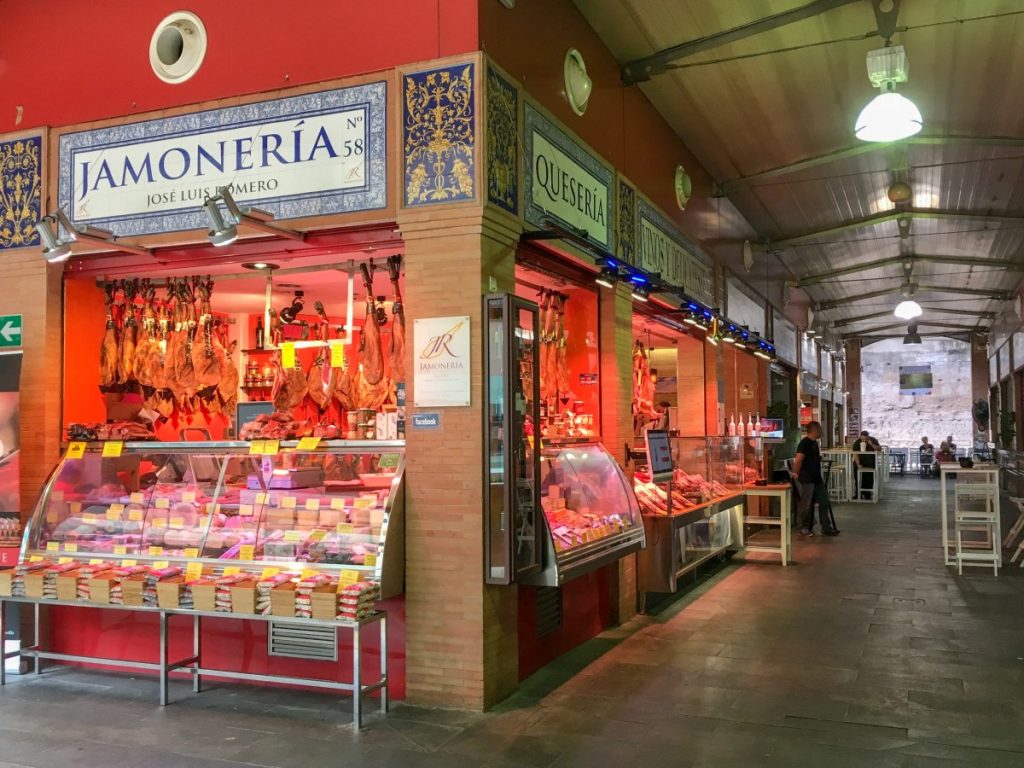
[535,587,562,638]
[267,621,338,661]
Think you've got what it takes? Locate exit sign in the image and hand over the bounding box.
[0,315,22,347]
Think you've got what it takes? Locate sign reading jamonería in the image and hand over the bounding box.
[524,102,613,249]
[57,81,388,237]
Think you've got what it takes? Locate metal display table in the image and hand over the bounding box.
[734,483,792,566]
[0,598,387,728]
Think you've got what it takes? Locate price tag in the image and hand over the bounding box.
[69,501,82,514]
[354,498,374,509]
[46,542,59,552]
[130,493,145,505]
[239,545,255,561]
[58,557,74,565]
[298,436,321,451]
[363,553,377,567]
[263,440,280,456]
[223,566,241,576]
[378,453,401,470]
[281,342,296,369]
[283,530,301,542]
[155,498,170,509]
[336,523,354,535]
[128,509,144,522]
[185,562,203,582]
[83,514,98,525]
[281,496,296,509]
[151,518,167,528]
[114,545,127,556]
[338,569,360,588]
[330,343,345,369]
[300,567,319,580]
[121,560,137,567]
[254,492,268,505]
[249,440,265,455]
[305,498,320,511]
[309,529,327,542]
[65,442,87,459]
[183,548,200,559]
[148,546,163,556]
[29,555,43,563]
[46,512,58,524]
[331,498,346,511]
[182,491,197,503]
[52,491,64,502]
[152,560,170,569]
[260,567,280,580]
[106,509,121,521]
[89,559,103,565]
[101,441,123,458]
[169,517,185,529]
[238,504,254,517]
[64,543,78,553]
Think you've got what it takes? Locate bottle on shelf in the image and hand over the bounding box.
[728,414,736,437]
[753,413,761,436]
[254,317,265,349]
[746,413,753,436]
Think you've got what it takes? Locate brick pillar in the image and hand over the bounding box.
[397,203,521,710]
[970,333,990,441]
[598,282,636,624]
[846,340,862,443]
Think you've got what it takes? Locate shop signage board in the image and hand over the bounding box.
[413,316,471,407]
[636,198,714,306]
[523,102,613,249]
[725,277,765,336]
[411,413,441,430]
[772,309,797,367]
[57,81,388,237]
[998,342,1010,381]
[0,315,22,348]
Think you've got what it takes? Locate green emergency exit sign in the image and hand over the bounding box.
[0,315,23,347]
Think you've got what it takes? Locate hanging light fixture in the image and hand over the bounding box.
[903,323,922,345]
[855,45,922,142]
[630,283,650,302]
[894,299,922,319]
[595,266,619,289]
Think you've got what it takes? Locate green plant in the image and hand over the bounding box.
[766,401,792,427]
[999,409,1016,449]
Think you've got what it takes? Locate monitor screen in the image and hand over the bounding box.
[236,401,275,435]
[759,418,785,439]
[645,429,674,482]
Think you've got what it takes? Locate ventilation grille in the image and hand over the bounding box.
[536,587,563,638]
[268,621,338,661]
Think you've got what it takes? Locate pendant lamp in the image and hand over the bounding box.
[855,45,922,143]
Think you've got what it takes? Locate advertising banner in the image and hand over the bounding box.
[414,316,471,407]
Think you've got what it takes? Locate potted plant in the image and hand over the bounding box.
[998,409,1016,450]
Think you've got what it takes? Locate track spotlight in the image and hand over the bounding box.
[595,266,618,289]
[203,186,305,247]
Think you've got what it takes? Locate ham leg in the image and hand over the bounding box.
[358,262,385,385]
[99,284,119,392]
[387,255,405,385]
[118,280,139,387]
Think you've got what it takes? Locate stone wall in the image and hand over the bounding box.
[861,338,973,449]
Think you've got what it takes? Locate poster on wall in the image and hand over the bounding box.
[414,316,471,407]
[0,351,21,515]
[899,365,933,395]
[848,406,861,435]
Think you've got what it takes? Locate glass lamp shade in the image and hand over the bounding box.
[855,91,923,142]
[894,299,923,319]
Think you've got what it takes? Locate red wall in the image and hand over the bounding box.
[0,0,478,133]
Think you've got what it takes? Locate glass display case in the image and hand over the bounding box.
[23,440,405,598]
[520,441,645,587]
[713,436,766,488]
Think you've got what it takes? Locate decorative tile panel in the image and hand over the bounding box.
[486,66,518,215]
[616,178,636,265]
[403,63,476,206]
[0,134,42,250]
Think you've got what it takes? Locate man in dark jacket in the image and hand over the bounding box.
[791,421,839,536]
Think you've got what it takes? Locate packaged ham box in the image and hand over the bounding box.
[230,579,259,614]
[191,578,219,612]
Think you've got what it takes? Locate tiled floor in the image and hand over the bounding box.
[1,477,1023,767]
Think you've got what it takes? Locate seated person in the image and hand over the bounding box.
[919,436,933,453]
[919,436,934,476]
[934,441,955,468]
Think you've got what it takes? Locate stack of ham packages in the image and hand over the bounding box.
[109,565,149,605]
[10,560,51,597]
[214,574,249,612]
[294,574,333,619]
[143,566,182,607]
[42,562,79,599]
[257,573,293,615]
[72,563,112,601]
[337,581,380,622]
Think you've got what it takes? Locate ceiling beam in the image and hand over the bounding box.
[719,135,1024,193]
[848,321,982,337]
[797,254,1022,286]
[774,208,1024,248]
[620,0,861,84]
[818,285,1011,310]
[833,307,997,327]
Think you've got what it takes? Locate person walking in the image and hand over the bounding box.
[791,421,839,537]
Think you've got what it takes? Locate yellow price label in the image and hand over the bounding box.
[249,440,265,455]
[330,343,345,369]
[130,493,144,505]
[121,559,137,567]
[114,546,127,556]
[52,491,64,502]
[182,491,197,503]
[106,509,121,521]
[152,560,170,569]
[101,441,123,458]
[238,504,254,517]
[108,503,125,515]
[338,569,360,588]
[128,509,144,522]
[151,518,167,529]
[283,530,301,542]
[183,548,199,559]
[297,436,321,451]
[223,566,241,576]
[65,442,87,459]
[330,498,346,511]
[239,545,255,561]
[260,567,280,580]
[185,562,203,582]
[46,542,59,552]
[69,501,82,514]
[354,498,374,509]
[305,498,320,511]
[29,555,44,563]
[169,517,185,529]
[83,514,98,524]
[281,342,296,369]
[363,553,377,567]
[64,543,78,553]
[309,529,327,542]
[254,492,268,505]
[263,440,279,456]
[155,498,170,509]
[89,559,103,565]
[148,546,163,556]
[336,523,354,535]
[58,557,74,565]
[281,496,296,509]
[300,568,320,580]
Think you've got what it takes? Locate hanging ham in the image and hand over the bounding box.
[554,294,571,397]
[272,351,308,411]
[132,281,157,388]
[214,321,239,412]
[387,255,405,385]
[117,280,139,388]
[99,284,119,392]
[358,262,385,385]
[307,301,337,410]
[538,291,553,401]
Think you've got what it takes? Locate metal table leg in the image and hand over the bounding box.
[159,611,168,706]
[193,614,201,693]
[33,602,41,675]
[0,598,6,686]
[379,613,388,714]
[352,623,361,728]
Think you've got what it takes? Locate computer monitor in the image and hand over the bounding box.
[236,401,275,435]
[645,429,674,483]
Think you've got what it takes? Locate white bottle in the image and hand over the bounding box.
[728,414,736,437]
[747,414,754,436]
[753,413,761,436]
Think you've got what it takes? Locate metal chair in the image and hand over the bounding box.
[919,450,934,478]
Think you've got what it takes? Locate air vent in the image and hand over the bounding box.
[535,587,563,638]
[150,11,208,84]
[268,621,338,661]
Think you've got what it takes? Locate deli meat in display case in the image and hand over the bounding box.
[521,441,645,587]
[25,440,405,598]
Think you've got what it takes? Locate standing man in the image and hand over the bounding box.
[792,421,840,537]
